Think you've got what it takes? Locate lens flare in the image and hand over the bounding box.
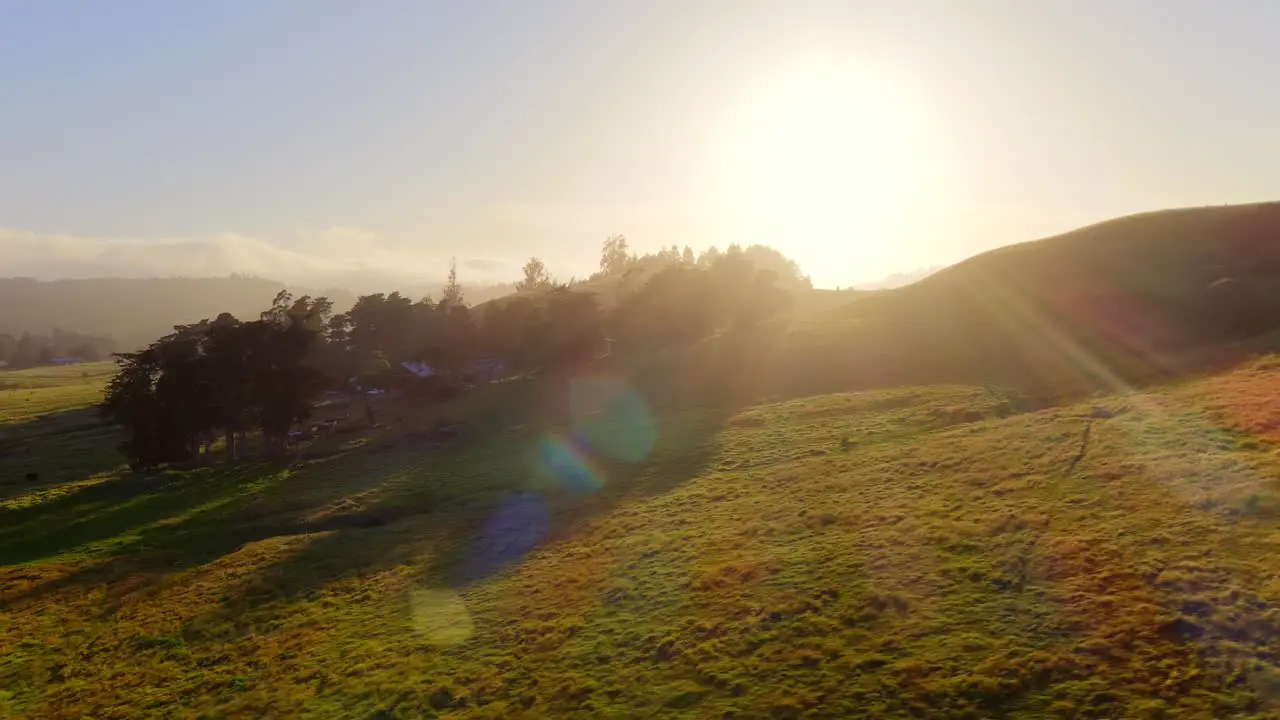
[568,376,658,463]
[456,492,551,585]
[411,588,474,646]
[537,432,605,493]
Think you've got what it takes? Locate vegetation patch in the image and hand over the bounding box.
[11,311,1280,716]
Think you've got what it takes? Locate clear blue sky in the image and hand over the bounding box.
[2,1,1279,287]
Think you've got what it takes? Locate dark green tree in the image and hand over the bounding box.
[100,294,330,468]
[356,351,393,425]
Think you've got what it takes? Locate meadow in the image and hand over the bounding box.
[0,362,122,510]
[4,352,1280,718]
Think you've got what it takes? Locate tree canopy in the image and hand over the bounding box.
[516,257,554,292]
[101,292,331,469]
[99,240,808,469]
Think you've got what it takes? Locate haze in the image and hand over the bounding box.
[2,1,1279,288]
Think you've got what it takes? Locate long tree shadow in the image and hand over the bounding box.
[2,403,731,617]
[6,329,770,617]
[0,406,124,502]
[0,425,420,599]
[0,464,271,565]
[204,400,735,615]
[183,326,777,614]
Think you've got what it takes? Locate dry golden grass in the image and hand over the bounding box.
[7,359,1280,717]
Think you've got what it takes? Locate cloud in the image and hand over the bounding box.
[463,257,508,272]
[0,199,682,291]
[0,226,516,289]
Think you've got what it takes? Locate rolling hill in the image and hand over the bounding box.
[5,201,1280,717]
[6,346,1280,717]
[469,201,1280,407]
[773,202,1280,402]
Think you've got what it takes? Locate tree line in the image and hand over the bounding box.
[0,328,113,369]
[102,292,330,469]
[101,240,808,469]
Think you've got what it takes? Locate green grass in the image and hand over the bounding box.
[7,358,1280,717]
[0,362,116,420]
[0,362,123,507]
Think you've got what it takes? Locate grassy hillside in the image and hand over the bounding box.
[909,201,1280,352]
[0,363,122,501]
[0,362,116,419]
[7,346,1280,717]
[483,202,1280,407]
[775,202,1280,401]
[7,202,1280,718]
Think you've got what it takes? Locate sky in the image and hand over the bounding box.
[2,1,1279,289]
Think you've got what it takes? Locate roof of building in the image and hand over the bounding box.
[400,361,436,379]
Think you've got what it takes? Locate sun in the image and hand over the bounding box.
[718,61,927,280]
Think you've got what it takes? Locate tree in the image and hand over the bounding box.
[441,258,465,307]
[681,246,695,265]
[346,292,418,362]
[67,343,100,362]
[600,235,633,275]
[11,333,40,368]
[312,311,356,384]
[415,301,477,379]
[697,246,722,268]
[614,264,718,345]
[102,347,192,470]
[201,313,265,462]
[742,245,811,290]
[356,352,393,425]
[478,296,538,368]
[517,256,553,292]
[252,294,331,452]
[524,287,603,368]
[100,294,330,468]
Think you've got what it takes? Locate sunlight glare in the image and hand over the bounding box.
[411,588,475,646]
[720,60,928,276]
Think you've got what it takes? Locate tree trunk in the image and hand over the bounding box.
[225,428,236,464]
[237,429,248,456]
[364,392,376,426]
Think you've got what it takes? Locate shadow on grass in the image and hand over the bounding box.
[2,404,731,617]
[226,327,783,605]
[0,429,411,592]
[0,406,124,502]
[192,410,734,629]
[0,464,273,565]
[4,331,764,618]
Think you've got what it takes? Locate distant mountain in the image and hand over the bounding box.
[0,275,516,349]
[850,266,943,291]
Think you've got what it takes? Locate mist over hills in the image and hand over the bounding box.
[7,200,1280,364]
[850,266,944,290]
[0,225,526,288]
[0,275,516,350]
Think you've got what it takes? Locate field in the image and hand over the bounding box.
[0,362,123,511]
[5,356,1280,718]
